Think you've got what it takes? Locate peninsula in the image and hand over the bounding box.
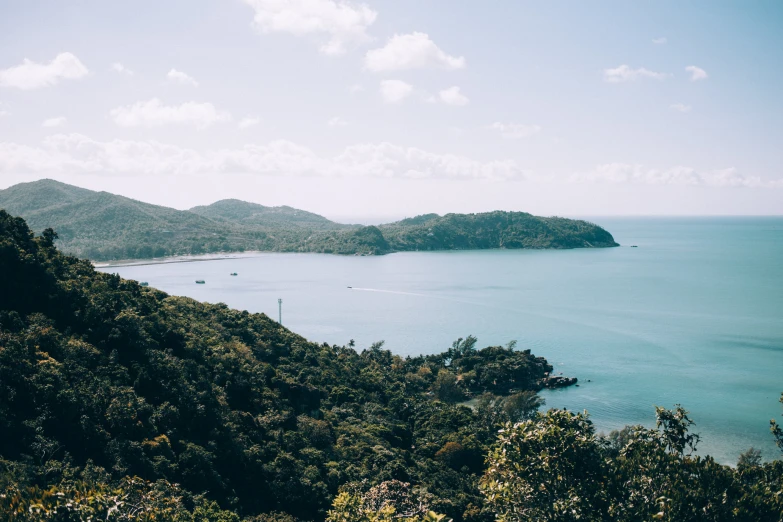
[0,179,619,261]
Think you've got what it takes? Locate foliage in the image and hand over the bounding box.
[480,409,609,521]
[481,407,783,522]
[380,211,619,252]
[0,474,240,521]
[0,180,618,261]
[0,209,551,521]
[326,480,450,522]
[737,448,763,470]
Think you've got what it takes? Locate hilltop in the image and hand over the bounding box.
[190,199,352,230]
[0,179,618,261]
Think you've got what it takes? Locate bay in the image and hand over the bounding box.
[98,217,783,464]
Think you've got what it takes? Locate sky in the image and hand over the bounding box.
[1,0,782,221]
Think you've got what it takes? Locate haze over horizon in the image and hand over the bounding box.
[1,1,782,217]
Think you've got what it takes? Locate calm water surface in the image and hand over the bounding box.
[99,217,783,464]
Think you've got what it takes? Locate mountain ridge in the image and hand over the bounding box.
[0,179,619,261]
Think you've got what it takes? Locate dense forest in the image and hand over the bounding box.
[0,180,618,261]
[1,209,781,521]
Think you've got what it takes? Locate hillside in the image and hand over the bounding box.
[0,210,781,521]
[0,180,618,262]
[0,180,256,260]
[0,208,555,521]
[381,212,618,251]
[190,199,353,230]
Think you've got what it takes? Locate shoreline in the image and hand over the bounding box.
[94,244,622,269]
[93,251,269,269]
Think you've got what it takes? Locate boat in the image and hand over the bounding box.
[631,245,638,248]
[347,286,352,289]
[140,282,149,287]
[230,273,238,276]
[195,280,205,284]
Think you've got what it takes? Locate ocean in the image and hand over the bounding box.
[98,217,783,464]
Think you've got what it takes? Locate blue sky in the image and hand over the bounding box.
[1,0,781,219]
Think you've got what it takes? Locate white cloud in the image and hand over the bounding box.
[670,103,692,113]
[685,65,708,81]
[167,69,198,86]
[328,116,348,127]
[571,163,776,188]
[348,83,364,94]
[42,116,67,128]
[379,80,413,104]
[488,122,542,139]
[110,98,231,129]
[238,116,260,129]
[365,32,465,72]
[111,62,133,75]
[0,52,88,90]
[0,134,527,181]
[438,86,469,106]
[652,37,667,44]
[242,0,377,55]
[603,64,669,83]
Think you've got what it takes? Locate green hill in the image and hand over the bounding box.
[190,199,353,230]
[0,180,618,262]
[381,211,618,250]
[0,179,253,259]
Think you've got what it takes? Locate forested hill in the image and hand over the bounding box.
[189,199,352,230]
[0,180,618,261]
[379,211,618,251]
[1,210,782,521]
[0,208,555,520]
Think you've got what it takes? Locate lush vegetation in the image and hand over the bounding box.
[380,212,618,251]
[1,209,780,521]
[0,209,556,520]
[0,180,618,261]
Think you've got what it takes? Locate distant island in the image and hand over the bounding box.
[0,179,619,261]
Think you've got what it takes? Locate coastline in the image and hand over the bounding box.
[93,243,620,268]
[93,251,268,269]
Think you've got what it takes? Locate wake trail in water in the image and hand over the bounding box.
[348,287,433,298]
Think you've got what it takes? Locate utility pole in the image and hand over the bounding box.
[278,298,282,325]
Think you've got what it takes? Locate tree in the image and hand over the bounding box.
[432,369,463,403]
[655,405,699,456]
[480,409,609,521]
[771,393,783,453]
[326,481,450,522]
[40,228,58,248]
[737,447,763,470]
[450,336,478,357]
[501,391,544,423]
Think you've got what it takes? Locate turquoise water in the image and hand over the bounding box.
[99,217,783,464]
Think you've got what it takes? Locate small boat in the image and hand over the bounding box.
[631,245,638,248]
[195,280,205,284]
[230,273,238,276]
[140,282,149,287]
[347,286,352,289]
